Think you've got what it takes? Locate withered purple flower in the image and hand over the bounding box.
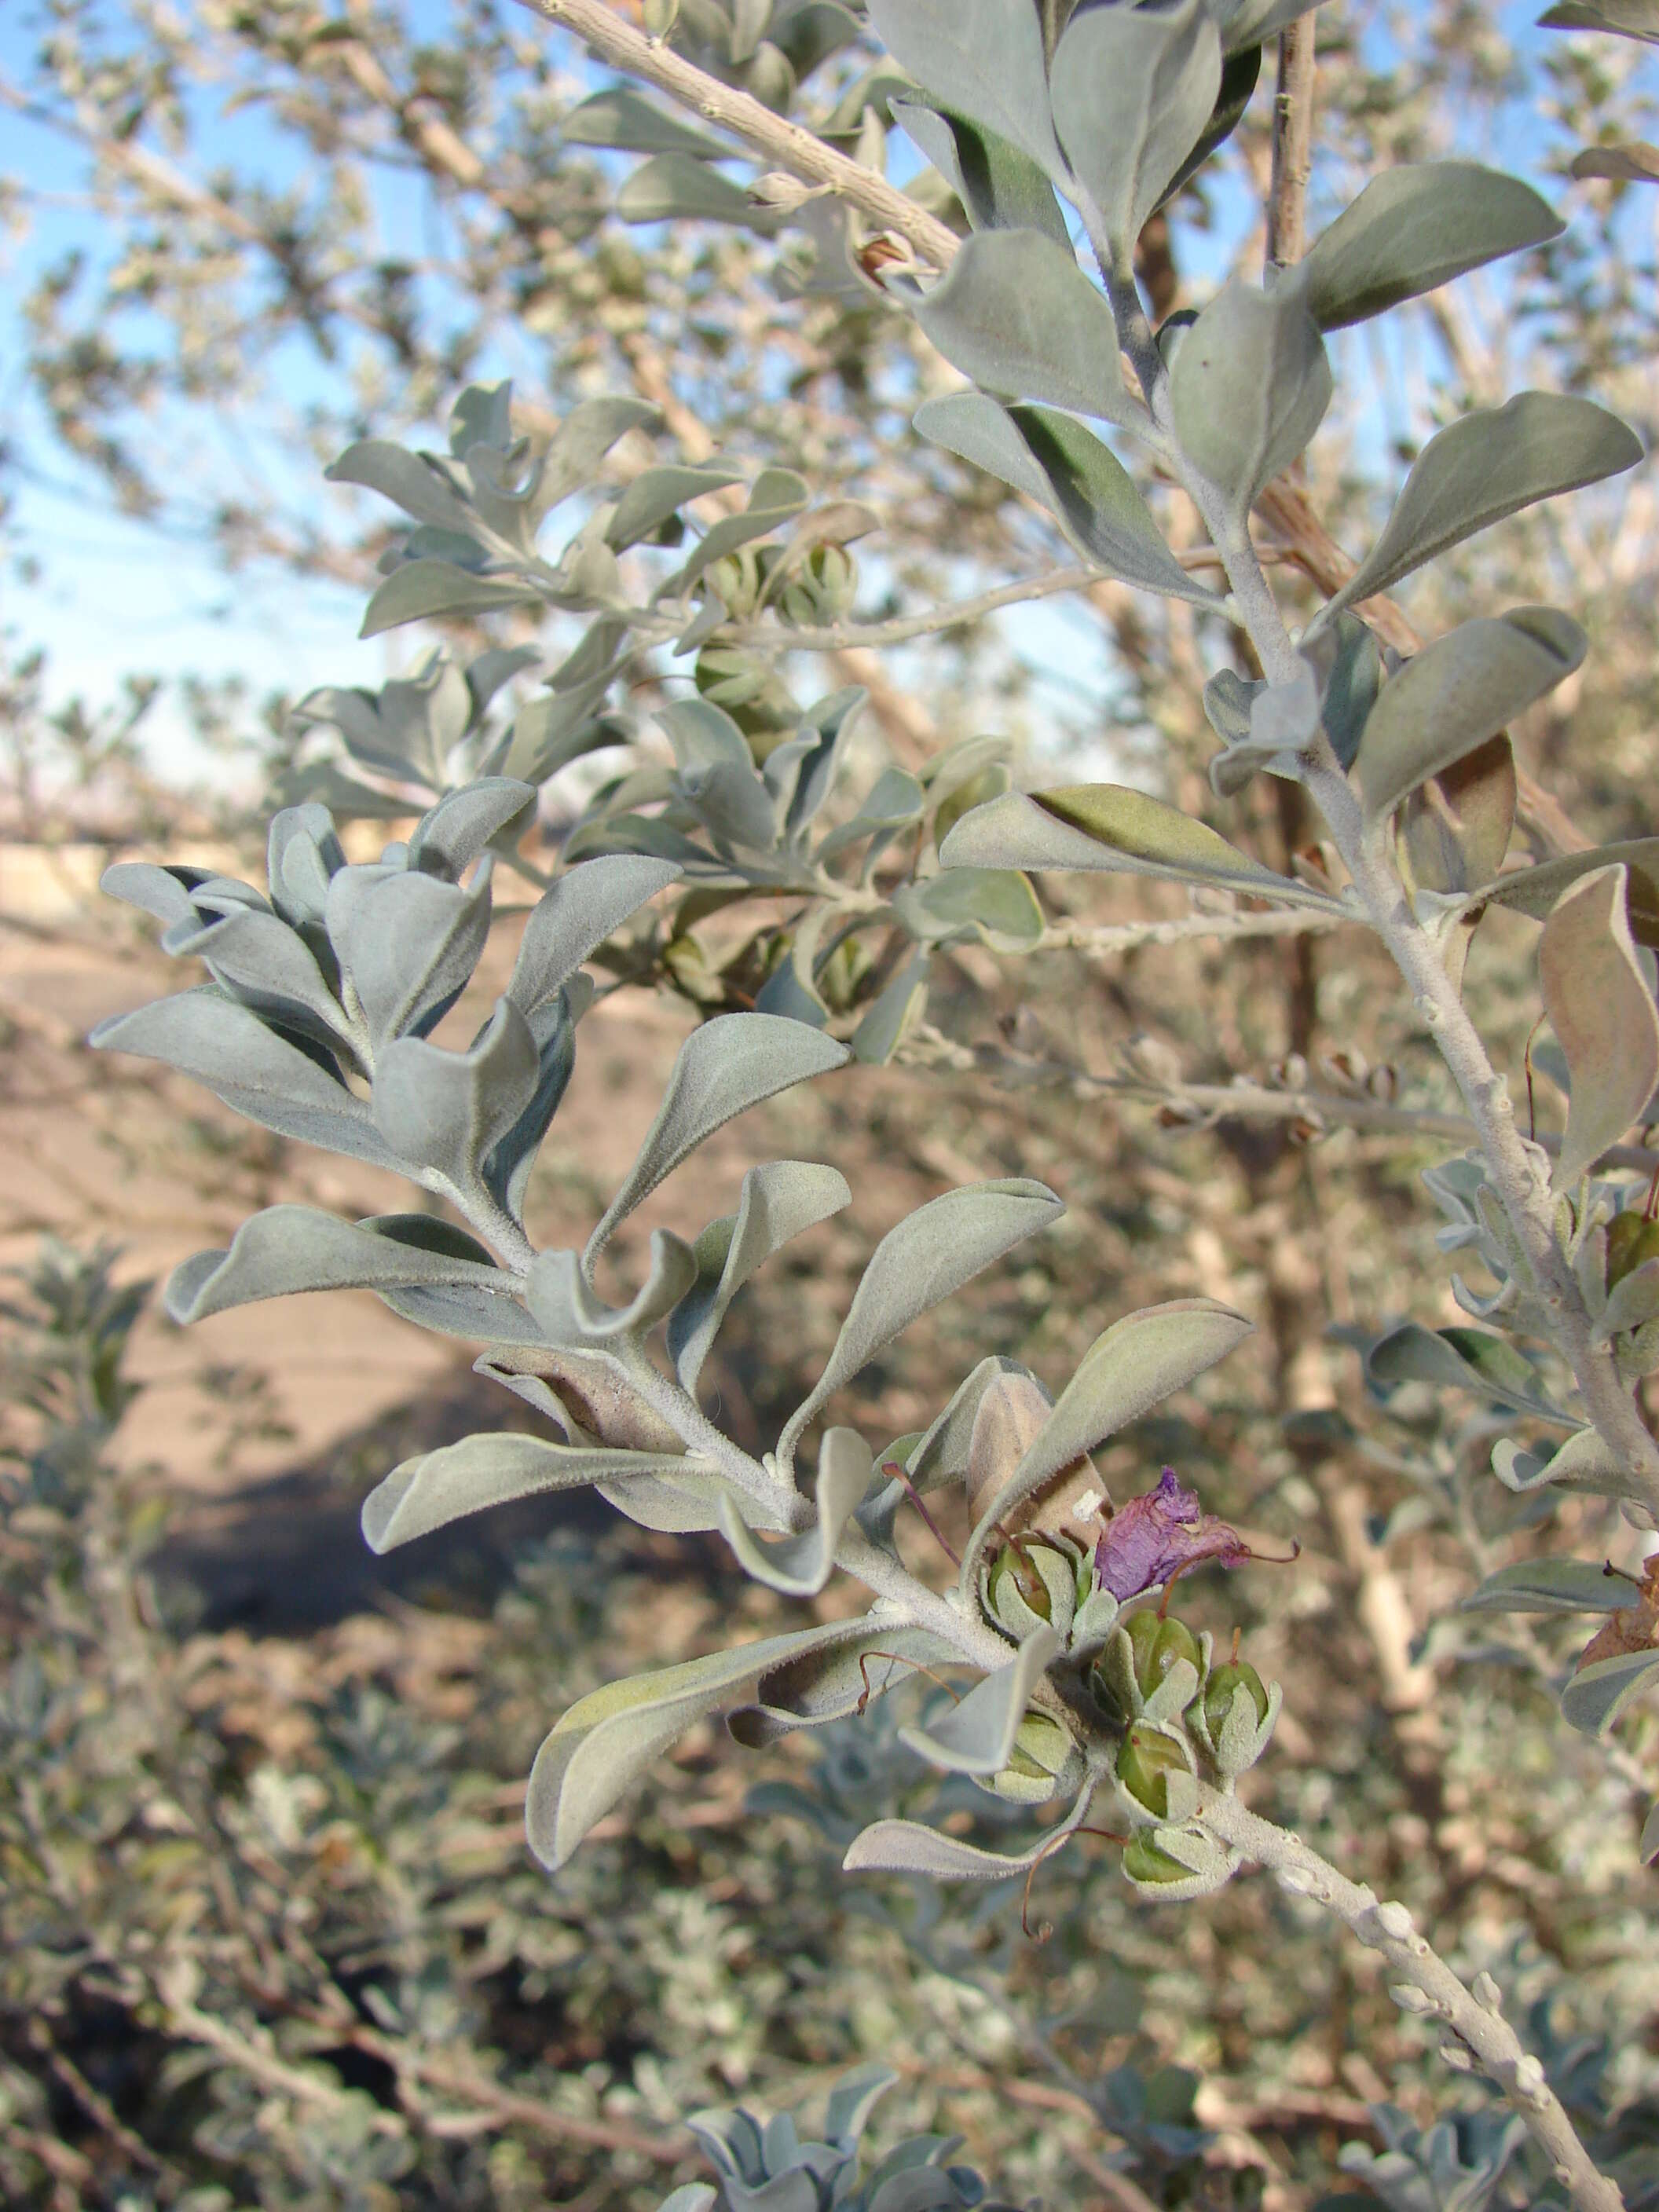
[1093,1468,1251,1602]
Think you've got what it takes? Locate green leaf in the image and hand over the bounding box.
[912,230,1148,430]
[615,152,780,229]
[162,1207,510,1325]
[1539,1,1659,46]
[1049,0,1222,262]
[958,1300,1251,1599]
[585,1013,850,1269]
[899,1626,1061,1774]
[361,1430,702,1551]
[526,1621,866,1867]
[868,0,1065,176]
[778,1179,1064,1467]
[1168,280,1332,512]
[914,394,1219,602]
[1295,162,1562,332]
[890,99,1071,246]
[359,561,540,639]
[562,86,733,159]
[718,1425,872,1595]
[1325,394,1642,614]
[890,866,1043,950]
[939,784,1324,904]
[668,1159,853,1391]
[1540,864,1659,1185]
[1560,1647,1659,1736]
[1462,1558,1642,1615]
[1355,607,1586,827]
[1366,1323,1573,1422]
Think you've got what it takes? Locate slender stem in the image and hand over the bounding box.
[836,1525,1016,1675]
[508,0,962,271]
[721,566,1104,653]
[617,1342,795,1519]
[1265,14,1319,277]
[1199,1792,1624,2212]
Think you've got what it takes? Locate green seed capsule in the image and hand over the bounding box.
[987,1540,1058,1621]
[1200,1661,1270,1734]
[1125,1611,1202,1697]
[1115,1726,1192,1817]
[1122,1831,1192,1885]
[1606,1210,1659,1291]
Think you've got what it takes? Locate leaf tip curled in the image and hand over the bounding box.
[163,1247,230,1326]
[360,1463,418,1554]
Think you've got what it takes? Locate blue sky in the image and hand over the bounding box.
[2,0,1651,794]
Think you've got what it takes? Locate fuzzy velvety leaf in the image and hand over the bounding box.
[778,1180,1064,1467]
[959,1300,1251,1597]
[1356,608,1586,826]
[1493,1427,1653,1501]
[164,1206,509,1325]
[509,855,682,1013]
[899,1625,1061,1774]
[615,152,782,229]
[1479,839,1659,947]
[167,902,350,1049]
[1168,280,1332,511]
[326,859,494,1046]
[1049,0,1222,259]
[718,1426,872,1595]
[1328,394,1642,613]
[326,440,475,533]
[890,866,1043,950]
[1401,736,1516,897]
[1540,863,1659,1185]
[525,1621,862,1868]
[669,1159,852,1391]
[362,1430,701,1551]
[1218,0,1335,49]
[1158,41,1260,209]
[372,997,542,1188]
[868,0,1064,175]
[815,767,925,862]
[1560,1646,1659,1736]
[844,1787,1096,1880]
[359,560,540,639]
[606,461,744,550]
[1461,1558,1642,1614]
[939,784,1320,903]
[1540,1,1659,39]
[561,86,733,157]
[1366,1323,1573,1422]
[729,1623,958,1746]
[89,987,399,1169]
[914,394,1218,601]
[850,952,929,1065]
[891,100,1071,245]
[1295,163,1562,332]
[668,469,811,594]
[405,780,537,878]
[912,230,1146,428]
[528,1232,700,1344]
[585,1014,849,1269]
[537,396,662,515]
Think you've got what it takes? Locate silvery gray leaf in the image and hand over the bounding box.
[850,952,930,1065]
[669,1159,852,1392]
[378,1279,551,1344]
[361,1429,701,1551]
[1367,1322,1573,1423]
[326,438,476,534]
[359,560,542,640]
[959,1299,1251,1599]
[868,0,1065,177]
[90,987,400,1170]
[778,687,865,839]
[100,859,218,929]
[584,1014,850,1269]
[1540,863,1659,1186]
[164,1205,510,1325]
[890,867,1042,950]
[728,1622,958,1746]
[1169,279,1332,512]
[537,394,661,514]
[483,991,580,1219]
[1323,393,1642,615]
[509,855,683,1013]
[1295,161,1562,332]
[665,468,811,595]
[1049,0,1222,262]
[1560,1646,1659,1737]
[777,1179,1064,1469]
[912,230,1148,430]
[814,767,925,862]
[914,394,1218,602]
[898,1626,1062,1775]
[683,758,781,851]
[939,786,1323,903]
[372,995,542,1190]
[529,1232,700,1344]
[1461,1559,1641,1615]
[165,902,351,1050]
[563,83,733,158]
[326,857,494,1046]
[525,1620,865,1868]
[606,461,744,550]
[405,778,537,878]
[716,1425,871,1596]
[268,804,346,933]
[890,98,1071,247]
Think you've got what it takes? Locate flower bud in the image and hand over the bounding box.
[983,1536,1082,1639]
[707,547,769,617]
[981,1709,1082,1803]
[780,544,858,628]
[1199,1661,1270,1734]
[1115,1725,1193,1818]
[1125,1610,1202,1699]
[1606,1210,1659,1292]
[1122,1831,1192,1885]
